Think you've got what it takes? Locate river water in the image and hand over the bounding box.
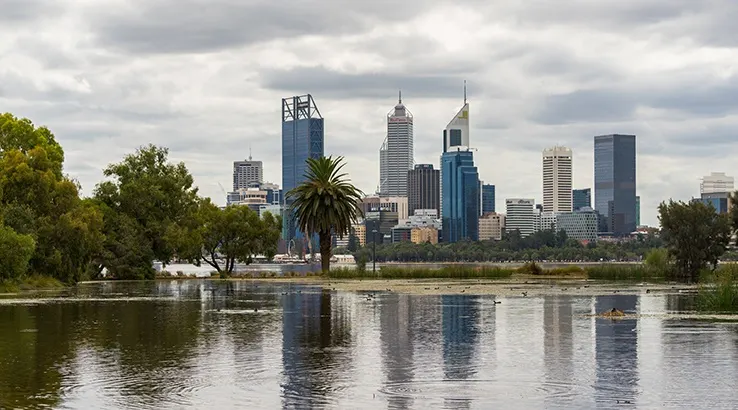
[1,280,737,409]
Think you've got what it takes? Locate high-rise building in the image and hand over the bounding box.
[408,164,440,217]
[573,188,591,211]
[441,149,479,243]
[482,184,496,214]
[232,158,263,191]
[359,195,409,220]
[379,92,414,196]
[635,195,640,226]
[505,198,536,237]
[542,146,573,213]
[440,83,471,210]
[556,208,598,243]
[478,212,505,241]
[701,172,734,194]
[282,95,324,241]
[594,134,636,236]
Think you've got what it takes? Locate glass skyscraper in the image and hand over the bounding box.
[594,134,636,236]
[441,150,479,242]
[572,188,591,211]
[282,95,324,242]
[481,184,495,214]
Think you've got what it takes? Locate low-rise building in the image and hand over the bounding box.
[411,227,439,244]
[478,212,505,241]
[556,208,598,242]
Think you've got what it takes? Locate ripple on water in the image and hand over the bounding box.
[379,379,587,403]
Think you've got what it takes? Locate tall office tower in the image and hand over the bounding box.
[573,188,591,211]
[232,156,263,191]
[542,146,573,213]
[635,196,640,226]
[441,149,479,243]
[482,184,496,214]
[440,82,470,210]
[505,198,536,237]
[408,164,440,217]
[282,95,324,242]
[594,134,636,236]
[379,92,414,196]
[701,172,734,194]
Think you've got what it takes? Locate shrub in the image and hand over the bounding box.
[517,262,543,275]
[0,225,35,280]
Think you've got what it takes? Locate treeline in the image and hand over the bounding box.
[347,229,664,263]
[0,113,280,284]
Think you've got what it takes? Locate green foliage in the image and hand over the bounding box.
[0,225,35,280]
[94,144,200,279]
[0,113,103,283]
[287,156,363,273]
[517,261,544,275]
[197,201,281,275]
[696,264,738,312]
[355,252,367,272]
[586,264,663,281]
[658,200,731,282]
[347,232,358,252]
[328,265,515,279]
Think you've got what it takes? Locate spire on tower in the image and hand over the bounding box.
[249,144,252,161]
[398,89,402,104]
[463,80,467,104]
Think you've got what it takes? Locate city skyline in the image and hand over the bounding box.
[3,1,736,228]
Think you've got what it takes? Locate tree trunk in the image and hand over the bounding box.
[320,231,332,274]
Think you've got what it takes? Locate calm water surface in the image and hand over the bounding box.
[1,280,737,409]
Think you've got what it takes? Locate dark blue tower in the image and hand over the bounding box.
[441,150,479,242]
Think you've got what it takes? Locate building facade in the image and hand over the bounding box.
[379,93,414,196]
[478,212,505,241]
[542,146,573,213]
[441,149,479,243]
[594,134,637,236]
[408,164,440,216]
[538,211,558,232]
[556,209,599,242]
[635,195,640,226]
[440,85,470,210]
[282,95,324,242]
[411,227,439,244]
[505,198,536,237]
[573,188,591,211]
[365,211,399,244]
[232,159,263,191]
[359,196,409,220]
[482,184,495,214]
[696,192,732,214]
[701,172,734,194]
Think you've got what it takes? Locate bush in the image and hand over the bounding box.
[355,252,368,272]
[0,225,35,280]
[517,262,543,275]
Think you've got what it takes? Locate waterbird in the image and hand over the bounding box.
[253,307,258,312]
[461,289,465,293]
[522,292,528,297]
[494,300,502,304]
[646,289,651,294]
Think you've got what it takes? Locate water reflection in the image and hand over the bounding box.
[2,281,738,409]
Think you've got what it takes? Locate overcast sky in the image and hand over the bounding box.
[2,0,737,226]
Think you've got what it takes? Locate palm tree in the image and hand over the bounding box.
[287,156,364,273]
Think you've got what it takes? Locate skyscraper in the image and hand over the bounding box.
[542,146,573,213]
[379,92,414,196]
[701,172,734,194]
[408,164,440,216]
[573,188,591,211]
[594,134,636,235]
[440,82,470,210]
[441,150,479,243]
[635,195,640,226]
[505,198,536,237]
[282,95,324,241]
[232,157,263,190]
[482,184,495,214]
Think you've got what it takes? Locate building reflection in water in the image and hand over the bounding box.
[380,293,415,409]
[594,295,639,405]
[543,295,574,406]
[441,295,480,409]
[281,288,352,408]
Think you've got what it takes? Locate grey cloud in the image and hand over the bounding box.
[0,0,60,23]
[533,89,637,125]
[87,0,442,54]
[260,66,477,100]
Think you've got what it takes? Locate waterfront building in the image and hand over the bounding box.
[282,94,324,242]
[505,198,536,237]
[701,172,734,194]
[478,212,505,241]
[379,92,414,196]
[573,188,591,211]
[441,149,479,243]
[542,146,573,213]
[594,134,637,236]
[556,208,599,242]
[408,164,440,217]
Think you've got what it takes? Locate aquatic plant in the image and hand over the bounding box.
[327,265,514,280]
[585,264,663,281]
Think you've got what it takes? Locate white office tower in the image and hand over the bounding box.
[505,198,536,237]
[379,91,414,196]
[440,82,471,209]
[542,146,573,213]
[232,156,263,191]
[701,172,734,194]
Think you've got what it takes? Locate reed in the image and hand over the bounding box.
[696,264,738,312]
[584,264,664,281]
[327,265,515,279]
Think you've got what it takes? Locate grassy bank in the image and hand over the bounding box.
[0,275,66,293]
[586,264,665,281]
[696,265,738,312]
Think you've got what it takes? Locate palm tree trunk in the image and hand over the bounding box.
[320,231,332,273]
